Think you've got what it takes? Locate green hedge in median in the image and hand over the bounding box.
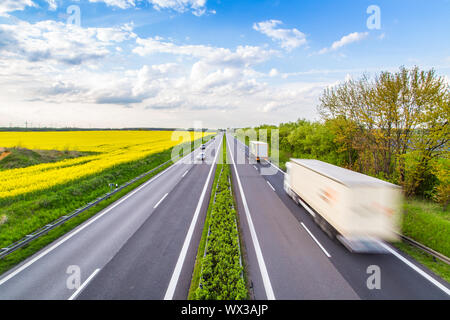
[193,137,247,300]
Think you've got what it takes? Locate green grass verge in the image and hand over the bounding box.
[393,241,450,284]
[0,135,213,275]
[402,198,450,257]
[0,159,171,276]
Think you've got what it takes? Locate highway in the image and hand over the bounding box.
[226,133,450,300]
[0,135,222,300]
[0,132,448,300]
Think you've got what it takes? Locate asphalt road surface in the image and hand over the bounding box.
[226,133,449,300]
[1,132,448,300]
[0,135,222,300]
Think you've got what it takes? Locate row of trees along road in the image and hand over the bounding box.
[319,66,449,206]
[255,67,449,209]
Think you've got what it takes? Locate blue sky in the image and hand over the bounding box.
[0,0,449,128]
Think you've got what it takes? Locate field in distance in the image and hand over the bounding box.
[0,130,208,198]
[0,130,213,257]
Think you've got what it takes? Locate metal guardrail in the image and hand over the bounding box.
[0,139,214,259]
[398,233,450,265]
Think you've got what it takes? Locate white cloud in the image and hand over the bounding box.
[0,0,36,16]
[319,31,368,54]
[0,20,134,65]
[253,20,307,50]
[0,17,329,128]
[269,68,278,77]
[89,0,136,9]
[45,0,57,10]
[149,0,207,15]
[89,0,209,15]
[133,36,276,67]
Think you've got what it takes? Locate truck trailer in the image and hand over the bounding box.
[249,141,268,162]
[284,159,402,253]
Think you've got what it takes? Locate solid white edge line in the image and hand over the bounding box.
[153,193,169,209]
[0,144,200,287]
[182,170,189,178]
[266,181,276,192]
[379,242,450,295]
[300,222,331,258]
[68,268,100,300]
[164,135,223,300]
[227,134,276,300]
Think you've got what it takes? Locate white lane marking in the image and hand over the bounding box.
[182,170,189,177]
[266,181,276,192]
[300,222,331,258]
[253,165,258,170]
[227,135,276,300]
[153,193,169,209]
[0,146,199,287]
[68,268,100,300]
[379,242,450,296]
[164,136,223,300]
[297,198,316,218]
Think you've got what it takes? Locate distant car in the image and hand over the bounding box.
[201,144,206,150]
[197,152,206,161]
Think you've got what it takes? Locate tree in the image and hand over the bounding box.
[318,66,449,197]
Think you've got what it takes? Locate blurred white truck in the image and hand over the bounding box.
[284,159,402,253]
[249,141,268,162]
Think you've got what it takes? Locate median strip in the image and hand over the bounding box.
[189,136,248,300]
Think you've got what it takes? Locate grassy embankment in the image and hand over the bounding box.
[233,132,450,283]
[396,199,450,282]
[188,136,248,300]
[0,135,213,275]
[0,148,94,171]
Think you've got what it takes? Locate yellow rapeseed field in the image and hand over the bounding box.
[0,130,211,198]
